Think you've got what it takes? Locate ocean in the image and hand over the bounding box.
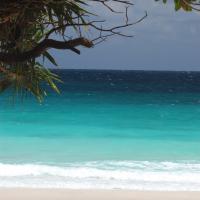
[0,69,200,190]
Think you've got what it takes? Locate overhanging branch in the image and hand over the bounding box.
[0,37,93,64]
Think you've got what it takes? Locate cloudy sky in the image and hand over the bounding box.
[51,0,200,71]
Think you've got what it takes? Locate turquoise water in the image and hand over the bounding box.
[0,70,200,190]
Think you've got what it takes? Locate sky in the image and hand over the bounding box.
[51,0,200,71]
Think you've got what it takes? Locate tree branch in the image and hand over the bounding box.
[0,37,93,64]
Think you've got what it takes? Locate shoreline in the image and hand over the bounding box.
[0,189,199,200]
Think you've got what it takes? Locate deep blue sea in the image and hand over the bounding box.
[0,70,200,190]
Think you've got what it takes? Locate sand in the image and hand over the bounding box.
[0,189,199,200]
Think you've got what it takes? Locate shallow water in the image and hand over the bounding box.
[0,70,200,190]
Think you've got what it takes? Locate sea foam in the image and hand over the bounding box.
[0,161,200,190]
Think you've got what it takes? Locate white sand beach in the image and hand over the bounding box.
[0,189,199,200]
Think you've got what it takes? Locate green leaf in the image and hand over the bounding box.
[43,51,58,66]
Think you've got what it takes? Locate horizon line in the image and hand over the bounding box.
[49,68,200,73]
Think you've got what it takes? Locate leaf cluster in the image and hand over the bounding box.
[157,0,200,11]
[0,0,88,101]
